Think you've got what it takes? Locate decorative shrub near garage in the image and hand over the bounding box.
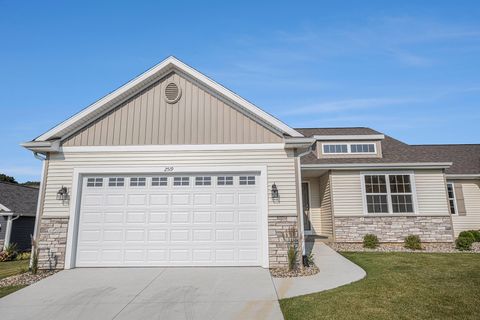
[458,231,476,242]
[404,235,422,250]
[363,234,379,249]
[455,236,474,251]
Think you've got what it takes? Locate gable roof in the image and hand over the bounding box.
[297,127,480,174]
[0,182,39,216]
[33,56,302,143]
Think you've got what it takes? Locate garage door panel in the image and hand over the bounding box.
[76,173,264,267]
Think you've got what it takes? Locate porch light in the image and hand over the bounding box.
[56,186,69,201]
[271,183,279,200]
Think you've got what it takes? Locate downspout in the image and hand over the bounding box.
[4,214,20,249]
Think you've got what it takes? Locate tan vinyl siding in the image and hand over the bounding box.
[63,73,282,146]
[450,179,480,235]
[303,174,333,236]
[331,170,450,216]
[42,148,297,218]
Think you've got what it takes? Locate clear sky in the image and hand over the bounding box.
[1,1,479,182]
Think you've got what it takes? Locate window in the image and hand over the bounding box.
[173,176,190,186]
[323,144,348,154]
[108,177,124,187]
[363,173,415,214]
[195,176,211,186]
[130,177,146,187]
[239,176,256,185]
[351,144,375,153]
[217,176,234,186]
[152,177,168,187]
[86,177,103,187]
[447,183,457,214]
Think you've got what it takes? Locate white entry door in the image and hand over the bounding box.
[75,173,264,267]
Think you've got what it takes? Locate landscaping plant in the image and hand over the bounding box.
[0,243,18,262]
[404,235,422,250]
[458,231,476,242]
[455,236,474,251]
[282,226,299,271]
[466,230,480,242]
[363,234,379,249]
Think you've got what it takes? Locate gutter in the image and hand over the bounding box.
[21,140,60,153]
[302,162,453,170]
[446,174,480,180]
[3,213,20,250]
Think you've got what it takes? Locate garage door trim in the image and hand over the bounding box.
[64,165,269,269]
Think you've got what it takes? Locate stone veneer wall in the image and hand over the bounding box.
[37,217,69,269]
[268,216,299,268]
[334,216,454,242]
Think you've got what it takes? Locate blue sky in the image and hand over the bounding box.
[1,1,479,182]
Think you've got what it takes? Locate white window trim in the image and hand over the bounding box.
[360,171,419,215]
[322,143,376,155]
[446,182,458,215]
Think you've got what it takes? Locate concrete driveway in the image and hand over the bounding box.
[0,267,283,320]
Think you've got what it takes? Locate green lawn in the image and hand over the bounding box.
[0,260,29,298]
[280,253,480,320]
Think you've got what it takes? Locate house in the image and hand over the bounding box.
[22,57,480,270]
[0,182,38,251]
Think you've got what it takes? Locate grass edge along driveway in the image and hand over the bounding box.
[280,252,480,320]
[0,260,29,298]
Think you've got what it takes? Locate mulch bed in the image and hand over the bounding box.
[271,263,319,278]
[329,242,480,253]
[0,270,58,288]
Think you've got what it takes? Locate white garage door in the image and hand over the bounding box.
[75,173,264,267]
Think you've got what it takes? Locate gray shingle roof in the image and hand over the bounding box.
[296,127,480,175]
[0,182,39,216]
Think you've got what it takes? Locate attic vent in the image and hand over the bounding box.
[164,82,181,104]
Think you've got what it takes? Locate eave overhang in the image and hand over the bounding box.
[302,162,453,171]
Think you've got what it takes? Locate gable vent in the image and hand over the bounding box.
[164,82,181,104]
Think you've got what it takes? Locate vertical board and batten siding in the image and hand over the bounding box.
[62,73,282,146]
[42,149,298,218]
[330,170,450,216]
[304,174,333,236]
[451,179,480,235]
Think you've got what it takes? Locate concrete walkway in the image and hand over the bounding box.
[273,242,366,299]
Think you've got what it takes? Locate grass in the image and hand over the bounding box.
[0,259,29,298]
[280,252,480,320]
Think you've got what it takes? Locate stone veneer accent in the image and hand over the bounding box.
[37,217,69,270]
[334,216,454,242]
[268,216,299,268]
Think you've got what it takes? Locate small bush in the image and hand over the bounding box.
[467,230,480,242]
[15,252,31,261]
[282,226,299,271]
[363,234,379,249]
[404,235,422,250]
[0,243,18,262]
[458,231,476,242]
[456,236,474,251]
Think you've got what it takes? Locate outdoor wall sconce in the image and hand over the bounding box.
[56,186,69,201]
[271,183,279,200]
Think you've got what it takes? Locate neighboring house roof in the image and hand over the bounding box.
[31,56,302,143]
[297,127,479,174]
[0,182,39,216]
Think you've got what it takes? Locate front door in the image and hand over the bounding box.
[302,182,311,232]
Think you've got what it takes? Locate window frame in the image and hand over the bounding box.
[360,171,418,215]
[86,177,103,187]
[217,176,234,186]
[129,177,146,187]
[446,182,457,215]
[322,143,377,155]
[108,177,125,187]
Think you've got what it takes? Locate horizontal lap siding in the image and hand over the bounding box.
[414,170,449,215]
[319,173,333,236]
[42,149,297,217]
[63,73,282,146]
[331,171,364,216]
[451,180,480,235]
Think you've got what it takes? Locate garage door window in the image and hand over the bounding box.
[152,177,168,187]
[217,176,233,186]
[239,176,256,185]
[195,176,211,186]
[130,177,146,187]
[86,177,103,187]
[174,176,190,186]
[108,177,124,187]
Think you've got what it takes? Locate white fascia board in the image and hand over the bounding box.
[313,134,385,141]
[34,56,302,142]
[301,162,452,170]
[0,203,11,213]
[283,137,316,149]
[21,140,60,153]
[446,174,480,180]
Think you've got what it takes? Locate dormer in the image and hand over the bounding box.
[314,134,385,159]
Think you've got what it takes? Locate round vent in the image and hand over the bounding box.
[164,82,181,104]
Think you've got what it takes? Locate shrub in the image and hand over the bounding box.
[15,252,31,261]
[282,226,299,271]
[456,236,474,251]
[0,243,18,262]
[363,234,379,249]
[404,235,422,250]
[467,230,480,242]
[458,231,476,242]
